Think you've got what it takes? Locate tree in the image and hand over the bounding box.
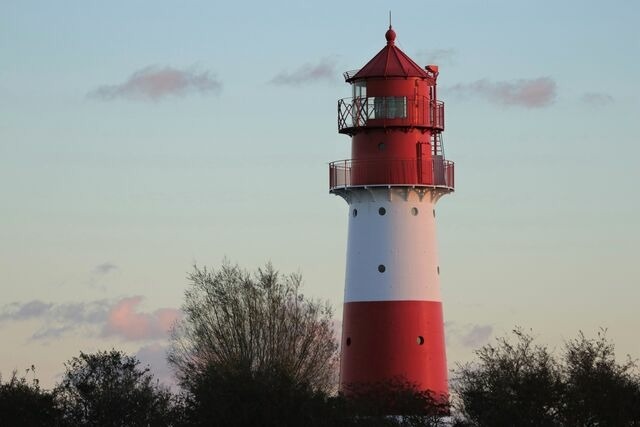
[0,366,62,427]
[452,328,563,426]
[168,262,339,425]
[343,379,451,427]
[560,330,640,426]
[179,363,346,427]
[452,328,640,426]
[54,350,177,427]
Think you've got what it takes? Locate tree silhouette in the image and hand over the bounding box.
[0,366,62,427]
[54,350,176,426]
[452,328,640,426]
[560,330,640,426]
[168,262,339,425]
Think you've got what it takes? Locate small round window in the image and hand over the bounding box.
[378,264,386,273]
[411,207,419,216]
[378,207,386,216]
[437,266,440,275]
[352,209,358,217]
[417,336,425,345]
[346,337,351,346]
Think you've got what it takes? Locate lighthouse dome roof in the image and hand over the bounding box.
[346,27,430,82]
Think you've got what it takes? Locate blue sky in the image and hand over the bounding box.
[1,0,639,387]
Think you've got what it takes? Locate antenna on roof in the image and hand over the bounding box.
[389,10,392,28]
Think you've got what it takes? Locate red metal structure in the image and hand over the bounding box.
[330,26,454,401]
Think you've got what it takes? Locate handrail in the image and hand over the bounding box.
[338,96,444,133]
[329,158,454,191]
[343,70,361,81]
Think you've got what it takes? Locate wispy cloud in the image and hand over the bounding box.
[103,296,180,341]
[581,92,614,106]
[89,66,222,101]
[460,324,493,348]
[0,297,179,342]
[93,262,118,275]
[447,77,557,108]
[31,325,74,340]
[1,299,111,340]
[446,322,493,348]
[415,48,457,65]
[0,300,53,320]
[270,57,337,86]
[0,299,108,324]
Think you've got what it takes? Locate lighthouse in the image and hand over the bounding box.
[329,26,454,399]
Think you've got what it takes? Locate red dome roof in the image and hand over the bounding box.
[346,27,430,82]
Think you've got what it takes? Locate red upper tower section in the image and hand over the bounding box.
[330,26,454,192]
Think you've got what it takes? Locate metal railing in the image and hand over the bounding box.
[329,158,454,191]
[338,96,444,133]
[342,69,360,81]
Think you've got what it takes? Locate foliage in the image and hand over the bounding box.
[342,379,451,427]
[178,364,344,427]
[168,262,339,425]
[0,366,62,427]
[560,330,640,426]
[452,328,640,426]
[453,328,562,426]
[54,349,177,427]
[169,262,339,393]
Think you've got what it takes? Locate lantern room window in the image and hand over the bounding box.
[373,96,407,119]
[352,81,366,99]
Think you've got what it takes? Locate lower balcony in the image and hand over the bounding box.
[329,158,454,191]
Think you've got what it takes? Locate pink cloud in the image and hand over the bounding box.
[448,77,557,108]
[103,296,180,341]
[270,58,337,85]
[89,66,221,101]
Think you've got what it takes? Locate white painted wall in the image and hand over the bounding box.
[342,187,447,303]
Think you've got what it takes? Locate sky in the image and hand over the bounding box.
[1,0,639,388]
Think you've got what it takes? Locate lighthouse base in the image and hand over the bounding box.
[340,300,448,399]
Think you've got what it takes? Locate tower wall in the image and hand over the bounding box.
[339,187,448,397]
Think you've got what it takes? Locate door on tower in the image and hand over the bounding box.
[416,141,433,185]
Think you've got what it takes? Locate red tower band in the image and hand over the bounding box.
[330,26,454,400]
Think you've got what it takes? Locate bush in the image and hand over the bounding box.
[55,350,177,426]
[0,366,61,427]
[452,328,640,426]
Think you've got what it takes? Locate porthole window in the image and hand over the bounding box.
[411,207,419,216]
[433,209,436,217]
[378,207,386,216]
[378,264,386,273]
[346,337,351,346]
[417,336,425,345]
[352,209,358,217]
[378,142,386,151]
[437,266,440,275]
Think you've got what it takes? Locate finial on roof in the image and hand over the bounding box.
[385,28,396,45]
[385,11,396,45]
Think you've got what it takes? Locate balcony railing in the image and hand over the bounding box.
[329,158,454,191]
[338,96,444,134]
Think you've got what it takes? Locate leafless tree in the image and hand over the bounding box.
[168,262,339,394]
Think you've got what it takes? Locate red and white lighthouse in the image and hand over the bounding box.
[330,26,454,399]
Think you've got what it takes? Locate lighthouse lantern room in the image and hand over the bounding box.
[330,25,454,399]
